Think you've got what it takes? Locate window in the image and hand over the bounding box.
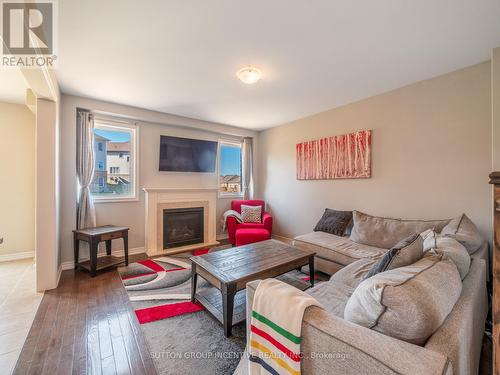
[90,121,138,202]
[218,141,242,196]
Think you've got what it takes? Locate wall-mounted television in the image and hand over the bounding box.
[159,135,217,173]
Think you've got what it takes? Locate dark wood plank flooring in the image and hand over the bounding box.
[13,254,157,375]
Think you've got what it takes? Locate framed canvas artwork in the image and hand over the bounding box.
[296,129,371,180]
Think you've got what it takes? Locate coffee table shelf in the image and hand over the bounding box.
[195,288,247,327]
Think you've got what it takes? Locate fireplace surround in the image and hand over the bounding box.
[143,188,219,256]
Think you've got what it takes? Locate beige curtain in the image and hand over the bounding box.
[76,109,96,229]
[242,137,254,200]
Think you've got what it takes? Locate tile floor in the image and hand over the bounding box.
[0,258,43,375]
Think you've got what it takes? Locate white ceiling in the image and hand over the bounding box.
[0,68,28,104]
[57,0,500,130]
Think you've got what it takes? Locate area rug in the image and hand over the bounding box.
[118,245,322,375]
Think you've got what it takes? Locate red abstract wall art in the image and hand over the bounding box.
[296,130,371,180]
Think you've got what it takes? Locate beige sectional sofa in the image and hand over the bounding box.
[236,212,489,375]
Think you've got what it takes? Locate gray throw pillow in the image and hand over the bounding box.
[440,214,483,254]
[313,209,352,236]
[364,233,423,279]
[241,205,262,223]
[344,256,462,345]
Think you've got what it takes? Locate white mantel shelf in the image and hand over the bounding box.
[143,187,219,256]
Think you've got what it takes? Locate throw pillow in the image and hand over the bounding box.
[349,211,449,249]
[423,233,471,280]
[364,233,423,279]
[440,214,483,254]
[344,256,462,345]
[313,208,353,236]
[241,205,262,223]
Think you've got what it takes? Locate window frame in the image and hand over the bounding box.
[218,139,243,199]
[92,120,139,203]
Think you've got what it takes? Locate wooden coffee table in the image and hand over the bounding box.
[190,239,315,337]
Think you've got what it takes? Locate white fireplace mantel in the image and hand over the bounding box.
[143,187,219,256]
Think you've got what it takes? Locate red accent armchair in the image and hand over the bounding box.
[227,200,273,246]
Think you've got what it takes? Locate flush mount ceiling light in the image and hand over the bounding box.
[236,66,262,84]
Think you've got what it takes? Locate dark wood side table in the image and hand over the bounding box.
[73,225,129,277]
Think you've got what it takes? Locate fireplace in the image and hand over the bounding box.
[163,207,204,249]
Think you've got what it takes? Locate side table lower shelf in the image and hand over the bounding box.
[76,255,126,273]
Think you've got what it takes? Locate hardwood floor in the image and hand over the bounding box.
[13,254,157,375]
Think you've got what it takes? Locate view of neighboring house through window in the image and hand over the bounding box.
[219,141,242,196]
[90,121,138,201]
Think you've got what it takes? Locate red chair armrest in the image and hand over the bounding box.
[262,212,273,234]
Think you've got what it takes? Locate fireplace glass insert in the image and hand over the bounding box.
[163,207,204,249]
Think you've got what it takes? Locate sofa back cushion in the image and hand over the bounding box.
[344,256,462,345]
[313,208,353,236]
[349,211,449,249]
[364,233,423,279]
[440,214,483,254]
[329,258,378,289]
[231,200,265,214]
[423,231,471,280]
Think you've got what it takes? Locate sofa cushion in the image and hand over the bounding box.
[344,256,462,345]
[313,208,352,236]
[306,280,353,317]
[349,211,449,249]
[440,214,483,254]
[241,204,262,223]
[364,233,423,279]
[423,231,471,280]
[293,232,386,267]
[329,258,377,289]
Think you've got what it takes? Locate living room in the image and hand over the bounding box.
[1,1,500,374]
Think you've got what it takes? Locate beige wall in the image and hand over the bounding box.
[36,98,60,290]
[19,65,61,291]
[60,95,257,265]
[493,48,500,171]
[0,102,35,256]
[257,62,492,241]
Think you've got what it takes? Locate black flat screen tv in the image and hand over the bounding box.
[159,135,217,172]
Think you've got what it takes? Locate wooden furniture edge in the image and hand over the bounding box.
[489,173,498,375]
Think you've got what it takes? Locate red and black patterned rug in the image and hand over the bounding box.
[118,245,321,375]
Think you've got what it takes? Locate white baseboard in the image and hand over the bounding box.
[61,247,146,271]
[0,251,35,263]
[56,264,62,287]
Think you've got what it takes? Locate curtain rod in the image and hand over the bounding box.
[77,107,251,140]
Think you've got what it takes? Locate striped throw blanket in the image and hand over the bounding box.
[248,279,323,375]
